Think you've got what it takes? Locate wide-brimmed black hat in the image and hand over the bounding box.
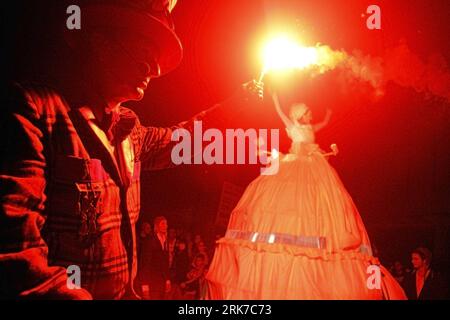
[83,0,183,76]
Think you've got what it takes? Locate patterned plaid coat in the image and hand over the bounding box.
[0,82,227,299]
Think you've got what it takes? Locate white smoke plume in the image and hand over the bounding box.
[309,41,450,103]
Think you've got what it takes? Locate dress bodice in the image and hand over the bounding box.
[286,124,316,155]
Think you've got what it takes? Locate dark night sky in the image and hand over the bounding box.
[2,0,450,266]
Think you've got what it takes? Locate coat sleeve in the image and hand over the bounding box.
[136,80,264,171]
[0,83,91,299]
[137,104,223,171]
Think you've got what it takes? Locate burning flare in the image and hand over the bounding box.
[259,35,346,81]
[259,35,450,102]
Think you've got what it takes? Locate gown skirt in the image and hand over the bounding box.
[205,143,406,299]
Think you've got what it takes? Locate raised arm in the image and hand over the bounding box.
[312,108,332,132]
[272,93,294,129]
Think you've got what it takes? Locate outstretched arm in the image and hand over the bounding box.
[138,80,264,171]
[313,108,332,132]
[272,93,293,129]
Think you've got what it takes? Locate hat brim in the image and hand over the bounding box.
[83,4,183,76]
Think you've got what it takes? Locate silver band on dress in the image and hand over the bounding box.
[225,229,327,249]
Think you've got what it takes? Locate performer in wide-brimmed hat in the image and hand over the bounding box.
[0,0,262,299]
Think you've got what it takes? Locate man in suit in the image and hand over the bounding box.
[402,247,448,300]
[0,0,262,299]
[137,216,171,300]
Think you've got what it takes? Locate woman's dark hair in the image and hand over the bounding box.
[412,247,432,265]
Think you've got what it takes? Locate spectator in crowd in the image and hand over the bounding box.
[174,241,190,285]
[165,227,179,299]
[140,222,152,239]
[195,240,210,265]
[402,247,448,300]
[188,234,202,259]
[167,228,178,278]
[137,216,171,299]
[136,221,152,296]
[170,240,191,299]
[180,253,209,299]
[391,261,408,285]
[194,234,203,245]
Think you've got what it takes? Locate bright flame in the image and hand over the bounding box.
[258,34,449,102]
[262,36,318,74]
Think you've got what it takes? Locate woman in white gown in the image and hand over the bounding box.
[205,95,406,299]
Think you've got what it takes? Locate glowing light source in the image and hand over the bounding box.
[262,37,318,71]
[259,35,319,81]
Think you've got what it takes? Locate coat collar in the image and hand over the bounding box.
[68,107,131,187]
